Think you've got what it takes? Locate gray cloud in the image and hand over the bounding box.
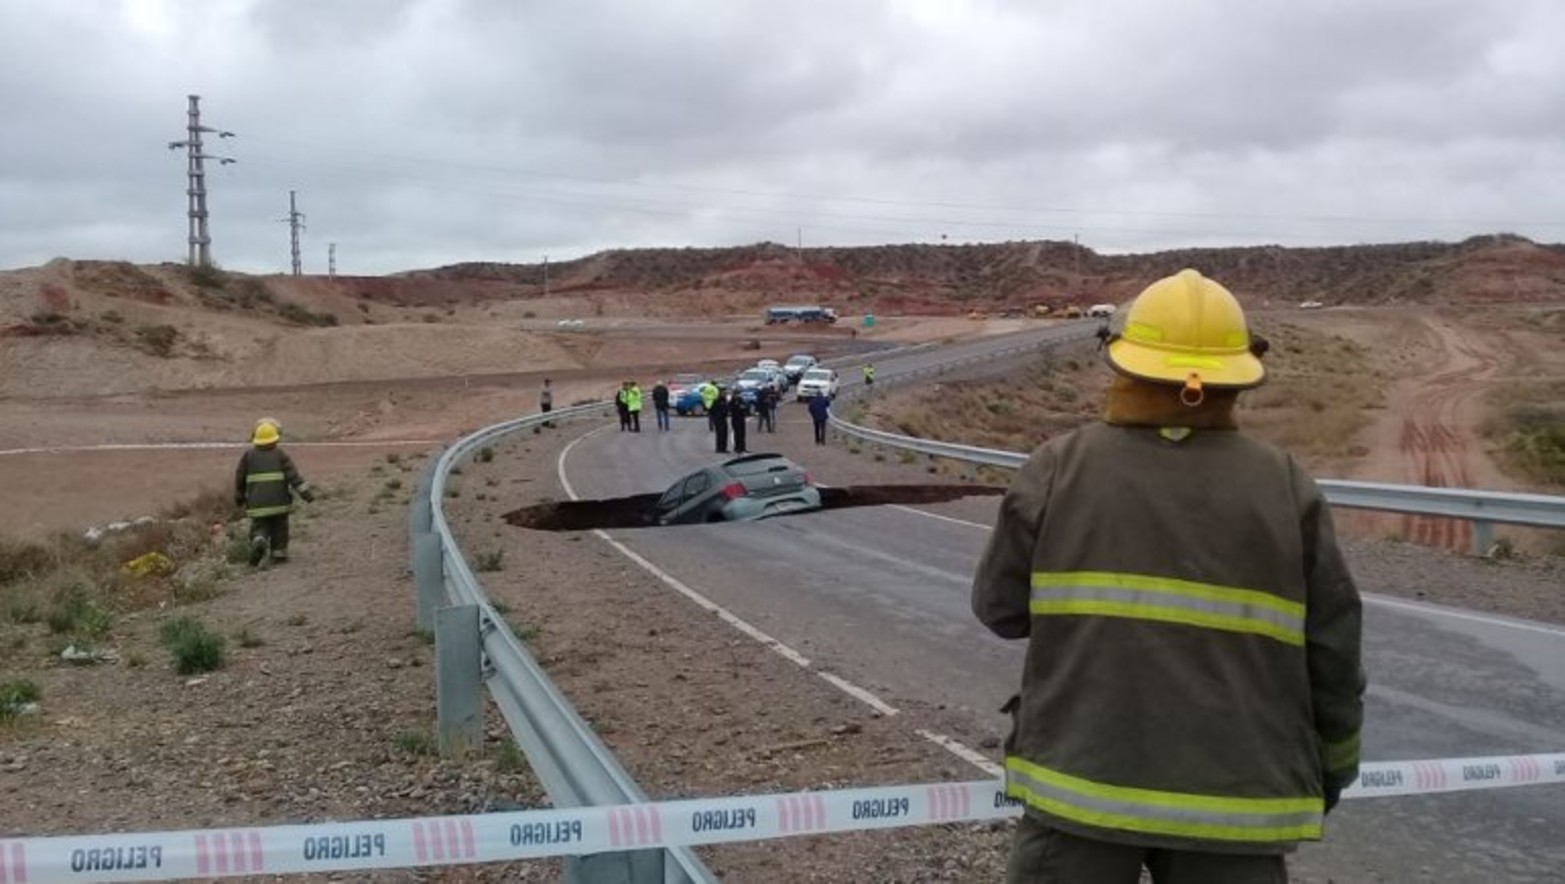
[2,0,1562,274]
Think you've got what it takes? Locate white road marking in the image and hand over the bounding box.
[557,427,904,718]
[1363,593,1565,638]
[888,504,992,530]
[916,729,1004,777]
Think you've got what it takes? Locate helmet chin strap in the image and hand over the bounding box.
[1180,374,1205,407]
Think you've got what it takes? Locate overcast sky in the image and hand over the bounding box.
[2,0,1563,275]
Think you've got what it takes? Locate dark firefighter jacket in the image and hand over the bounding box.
[235,445,311,518]
[971,377,1365,855]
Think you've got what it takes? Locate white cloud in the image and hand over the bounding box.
[2,0,1562,274]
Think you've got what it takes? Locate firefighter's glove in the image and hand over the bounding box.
[1323,780,1344,815]
[300,488,317,503]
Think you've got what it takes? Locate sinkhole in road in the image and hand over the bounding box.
[502,484,1006,531]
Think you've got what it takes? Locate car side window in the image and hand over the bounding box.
[682,473,710,500]
[655,486,683,512]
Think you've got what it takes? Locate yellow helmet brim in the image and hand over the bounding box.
[1106,338,1265,389]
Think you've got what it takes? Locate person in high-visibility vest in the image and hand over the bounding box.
[234,419,315,567]
[862,362,875,386]
[973,269,1364,882]
[699,380,721,432]
[625,381,644,433]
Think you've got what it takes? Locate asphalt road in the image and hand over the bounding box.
[558,327,1565,882]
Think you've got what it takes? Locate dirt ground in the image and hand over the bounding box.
[1285,304,1565,551]
[2,299,1562,881]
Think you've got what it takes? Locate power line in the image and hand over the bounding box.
[166,94,236,267]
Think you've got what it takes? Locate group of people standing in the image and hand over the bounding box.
[542,375,832,453]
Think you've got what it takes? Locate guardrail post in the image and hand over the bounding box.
[436,603,483,758]
[566,849,664,884]
[413,532,444,632]
[1472,520,1494,557]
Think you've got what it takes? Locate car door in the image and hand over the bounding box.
[662,471,714,524]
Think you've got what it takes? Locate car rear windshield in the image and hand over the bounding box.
[802,369,832,381]
[786,356,813,366]
[740,369,770,381]
[725,456,798,477]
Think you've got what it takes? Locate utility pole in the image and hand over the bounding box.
[280,190,306,276]
[328,243,337,280]
[167,94,235,268]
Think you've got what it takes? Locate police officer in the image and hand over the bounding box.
[728,388,750,454]
[709,385,731,453]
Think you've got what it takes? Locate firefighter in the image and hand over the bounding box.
[862,362,875,387]
[972,269,1365,883]
[234,419,315,567]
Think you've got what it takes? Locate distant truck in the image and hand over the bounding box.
[765,305,838,325]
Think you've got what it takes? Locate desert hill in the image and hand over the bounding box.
[411,233,1565,310]
[2,235,1563,398]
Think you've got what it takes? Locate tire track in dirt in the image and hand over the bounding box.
[1387,315,1511,551]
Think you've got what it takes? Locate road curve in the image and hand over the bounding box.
[558,333,1565,882]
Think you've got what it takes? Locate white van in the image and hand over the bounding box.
[1087,304,1117,318]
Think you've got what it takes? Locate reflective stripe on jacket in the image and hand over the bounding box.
[235,446,308,518]
[972,421,1364,853]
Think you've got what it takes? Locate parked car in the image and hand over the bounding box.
[650,454,821,525]
[782,353,818,383]
[1087,303,1117,318]
[734,367,781,403]
[667,373,708,416]
[756,359,788,391]
[795,367,839,401]
[1299,300,1325,310]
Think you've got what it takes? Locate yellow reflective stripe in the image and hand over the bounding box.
[1038,572,1303,619]
[246,505,292,517]
[1006,757,1323,843]
[246,471,286,484]
[1325,732,1361,772]
[1030,600,1303,646]
[1031,571,1305,646]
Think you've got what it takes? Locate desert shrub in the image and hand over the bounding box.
[396,730,435,756]
[159,616,226,674]
[476,447,495,463]
[0,539,55,586]
[1498,405,1565,486]
[134,324,180,357]
[0,679,41,720]
[45,584,113,638]
[474,550,504,572]
[100,309,124,324]
[277,302,338,326]
[185,263,228,289]
[492,739,526,773]
[223,276,273,311]
[161,486,237,525]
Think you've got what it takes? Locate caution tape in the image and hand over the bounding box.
[1,753,1560,882]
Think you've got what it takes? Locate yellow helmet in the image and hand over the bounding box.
[251,420,281,446]
[1104,269,1265,391]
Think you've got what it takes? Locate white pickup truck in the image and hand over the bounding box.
[795,367,839,401]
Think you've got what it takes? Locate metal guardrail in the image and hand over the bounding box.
[410,401,717,884]
[828,330,1565,554]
